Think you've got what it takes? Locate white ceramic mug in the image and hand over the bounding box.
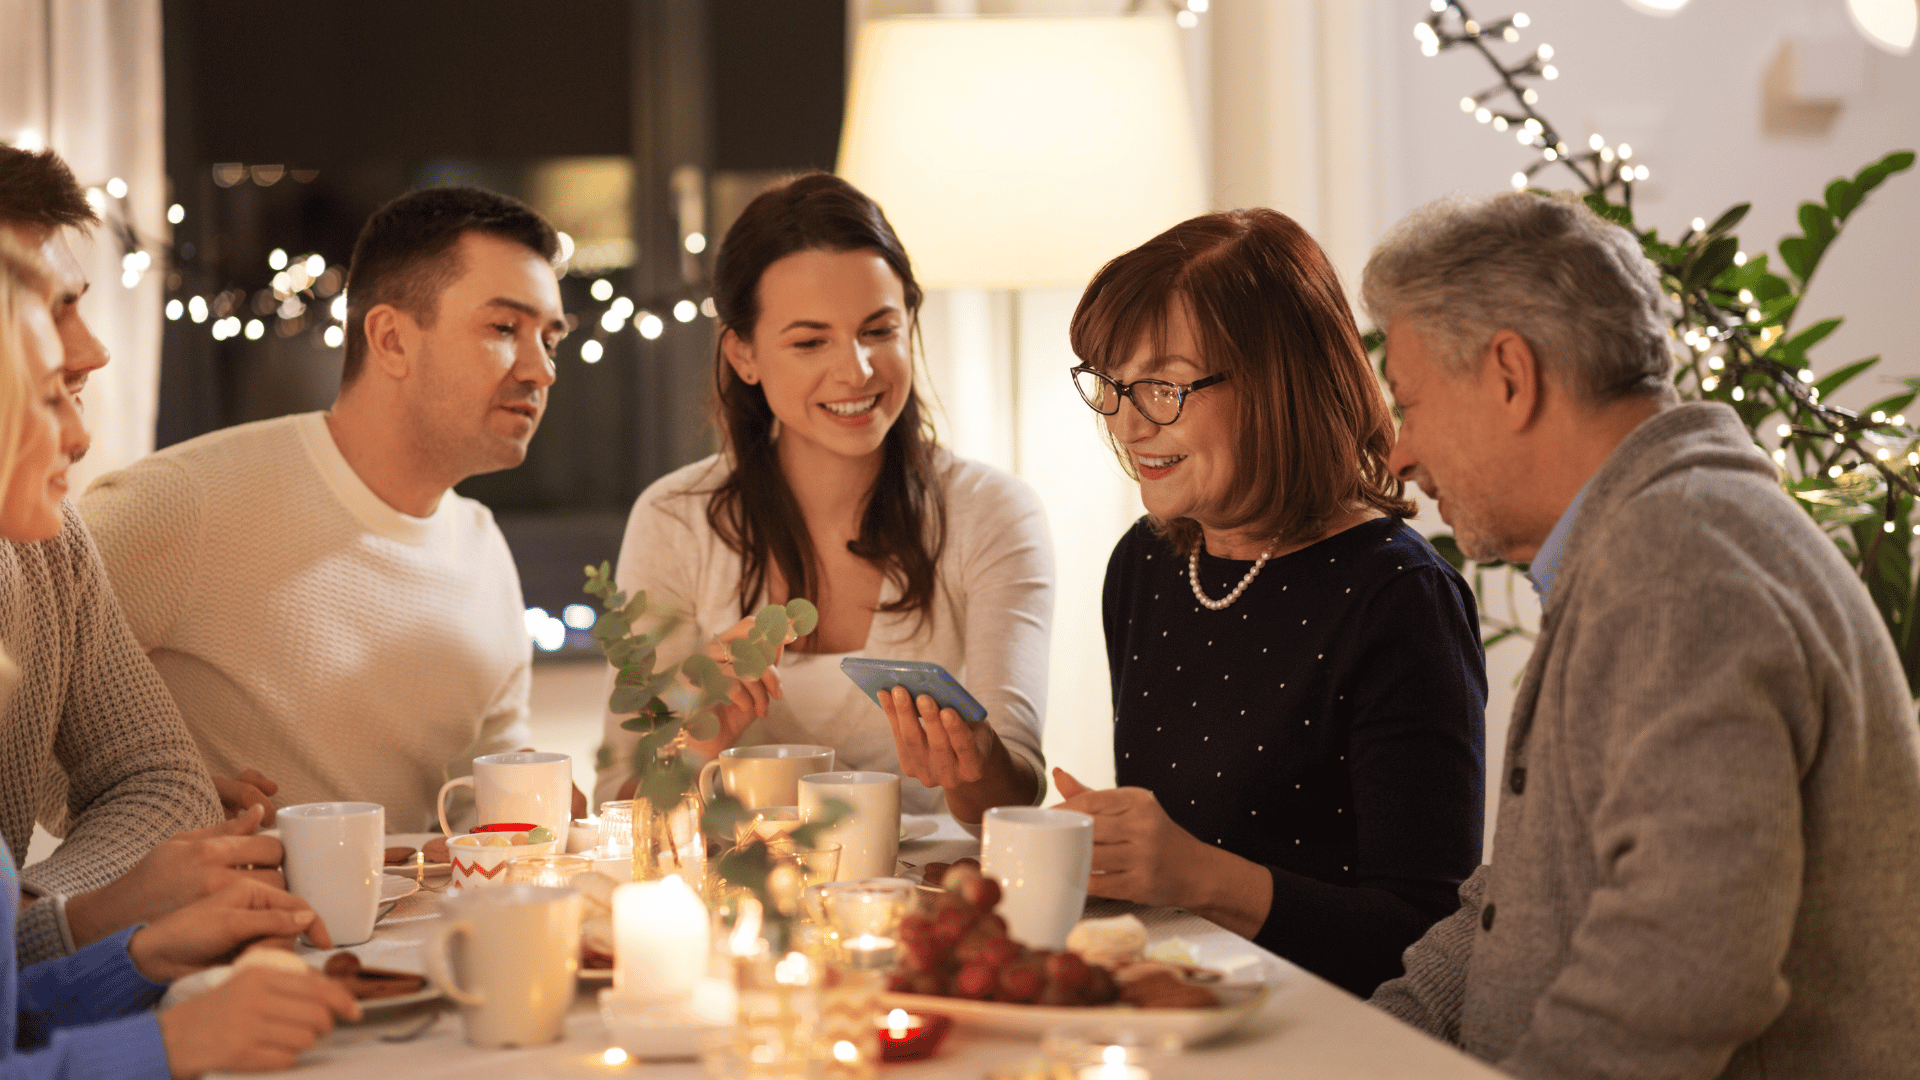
[426,884,582,1049]
[437,751,572,840]
[799,771,900,881]
[697,744,835,809]
[980,806,1094,950]
[279,801,385,947]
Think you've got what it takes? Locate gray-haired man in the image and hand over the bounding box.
[1365,191,1920,1079]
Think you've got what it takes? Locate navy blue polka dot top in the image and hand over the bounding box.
[1106,515,1486,996]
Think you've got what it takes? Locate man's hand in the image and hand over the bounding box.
[214,769,279,825]
[63,804,285,947]
[158,966,360,1079]
[128,879,332,983]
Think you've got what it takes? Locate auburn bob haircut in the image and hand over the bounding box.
[1069,208,1413,554]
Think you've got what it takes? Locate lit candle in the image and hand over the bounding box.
[877,1008,949,1062]
[612,875,710,1000]
[1076,1047,1149,1080]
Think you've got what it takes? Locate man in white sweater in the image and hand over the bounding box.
[81,187,568,832]
[0,145,285,966]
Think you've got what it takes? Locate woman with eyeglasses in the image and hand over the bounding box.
[1051,209,1486,996]
[593,173,1049,824]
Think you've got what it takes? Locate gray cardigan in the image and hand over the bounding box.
[1372,403,1920,1079]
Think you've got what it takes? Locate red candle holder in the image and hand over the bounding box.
[878,1010,952,1062]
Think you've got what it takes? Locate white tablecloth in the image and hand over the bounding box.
[220,817,1503,1080]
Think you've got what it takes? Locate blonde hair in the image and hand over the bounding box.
[0,231,51,508]
[0,232,50,694]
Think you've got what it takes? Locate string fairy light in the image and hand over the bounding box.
[1414,2,1920,565]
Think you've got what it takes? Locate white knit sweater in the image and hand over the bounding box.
[2,502,222,964]
[79,412,533,832]
[592,451,1053,815]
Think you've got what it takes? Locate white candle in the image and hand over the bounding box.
[613,875,710,1000]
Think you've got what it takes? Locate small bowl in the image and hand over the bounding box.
[447,833,559,888]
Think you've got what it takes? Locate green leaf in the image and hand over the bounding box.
[1863,393,1916,421]
[1778,236,1809,281]
[680,653,732,708]
[596,744,614,771]
[592,608,633,645]
[1815,355,1878,399]
[1825,178,1860,222]
[639,755,696,812]
[785,598,820,636]
[1798,202,1835,247]
[1685,237,1739,292]
[1361,328,1385,356]
[1427,533,1467,572]
[753,604,790,643]
[701,794,750,841]
[1752,271,1791,301]
[1779,317,1843,361]
[1483,626,1524,649]
[634,716,685,765]
[684,708,719,741]
[609,684,649,716]
[1705,202,1750,236]
[730,636,773,680]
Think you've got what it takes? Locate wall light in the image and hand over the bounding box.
[1620,0,1689,14]
[1848,0,1917,53]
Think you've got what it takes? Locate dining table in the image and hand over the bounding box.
[221,815,1507,1080]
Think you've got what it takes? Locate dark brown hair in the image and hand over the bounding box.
[1069,208,1413,554]
[705,172,945,638]
[0,146,98,232]
[343,186,558,385]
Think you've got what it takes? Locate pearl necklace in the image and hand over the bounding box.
[1188,547,1273,611]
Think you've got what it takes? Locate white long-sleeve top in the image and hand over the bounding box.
[79,412,533,832]
[592,450,1053,815]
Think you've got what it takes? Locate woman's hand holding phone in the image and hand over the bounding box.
[879,684,1002,790]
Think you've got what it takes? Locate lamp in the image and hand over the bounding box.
[837,15,1204,290]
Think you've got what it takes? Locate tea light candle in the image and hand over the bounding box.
[1078,1047,1149,1080]
[877,1008,950,1062]
[613,875,710,1000]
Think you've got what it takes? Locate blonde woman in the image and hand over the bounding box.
[0,235,356,1079]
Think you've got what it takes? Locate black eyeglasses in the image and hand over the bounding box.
[1070,365,1229,426]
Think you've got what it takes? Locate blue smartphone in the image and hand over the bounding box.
[840,658,988,724]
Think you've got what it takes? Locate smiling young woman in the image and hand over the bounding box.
[594,174,1050,824]
[1049,208,1487,997]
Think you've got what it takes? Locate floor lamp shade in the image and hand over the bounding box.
[837,16,1206,290]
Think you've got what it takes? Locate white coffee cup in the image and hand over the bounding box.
[697,744,835,809]
[799,771,901,881]
[279,801,385,947]
[437,751,572,841]
[980,806,1094,950]
[426,884,582,1049]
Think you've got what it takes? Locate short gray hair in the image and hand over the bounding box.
[1362,191,1676,404]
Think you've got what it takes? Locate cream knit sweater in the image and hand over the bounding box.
[79,412,533,833]
[2,503,221,964]
[592,451,1053,815]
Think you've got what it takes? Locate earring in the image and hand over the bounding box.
[741,373,759,385]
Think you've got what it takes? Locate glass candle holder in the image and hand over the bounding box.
[731,949,824,1079]
[814,880,913,970]
[1040,1027,1184,1080]
[505,853,591,888]
[765,841,840,920]
[735,806,805,849]
[598,800,638,856]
